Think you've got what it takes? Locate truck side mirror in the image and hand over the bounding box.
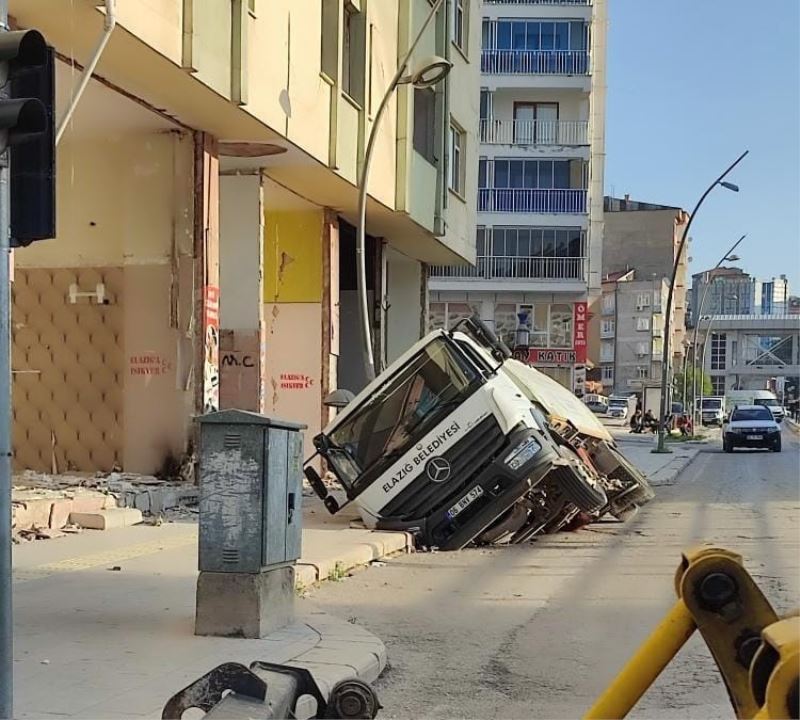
[303,466,328,501]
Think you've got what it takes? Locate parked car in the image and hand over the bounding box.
[723,405,781,453]
[583,394,609,415]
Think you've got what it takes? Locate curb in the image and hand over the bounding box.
[785,418,800,435]
[649,447,702,486]
[295,530,412,590]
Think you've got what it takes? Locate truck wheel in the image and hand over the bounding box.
[553,460,607,512]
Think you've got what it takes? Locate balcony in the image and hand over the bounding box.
[478,188,587,214]
[431,255,586,281]
[481,49,589,75]
[480,119,589,146]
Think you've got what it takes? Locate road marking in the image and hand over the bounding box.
[13,529,199,584]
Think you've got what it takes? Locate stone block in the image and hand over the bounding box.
[195,566,295,639]
[69,508,143,530]
[48,499,73,529]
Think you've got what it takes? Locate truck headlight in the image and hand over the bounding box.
[504,437,542,471]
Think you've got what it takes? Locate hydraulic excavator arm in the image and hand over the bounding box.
[585,547,798,720]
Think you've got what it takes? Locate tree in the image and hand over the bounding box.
[673,366,713,408]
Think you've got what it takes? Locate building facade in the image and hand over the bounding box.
[601,196,689,370]
[696,315,800,405]
[596,271,668,396]
[10,0,479,474]
[428,0,607,393]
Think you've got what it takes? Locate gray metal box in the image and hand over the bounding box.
[197,410,306,573]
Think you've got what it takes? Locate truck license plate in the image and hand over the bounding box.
[448,486,484,519]
[747,434,763,440]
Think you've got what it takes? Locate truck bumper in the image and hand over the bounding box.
[376,426,558,551]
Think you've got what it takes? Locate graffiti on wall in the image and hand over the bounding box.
[203,285,220,413]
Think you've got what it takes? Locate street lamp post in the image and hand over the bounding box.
[654,150,748,453]
[690,234,745,433]
[356,0,451,382]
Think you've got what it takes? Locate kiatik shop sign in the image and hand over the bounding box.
[525,301,588,365]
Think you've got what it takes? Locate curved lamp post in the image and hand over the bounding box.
[654,150,748,453]
[690,234,745,433]
[356,0,451,382]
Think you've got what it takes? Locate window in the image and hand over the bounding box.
[636,366,649,379]
[600,342,614,363]
[636,317,650,332]
[320,0,339,81]
[601,366,614,383]
[711,376,726,396]
[342,4,365,104]
[480,89,490,121]
[488,159,575,190]
[549,304,572,348]
[452,0,467,53]
[636,293,651,309]
[636,342,649,356]
[602,293,615,316]
[449,122,465,195]
[413,88,436,165]
[320,0,342,82]
[328,337,481,487]
[710,333,727,370]
[601,319,615,337]
[428,301,481,332]
[652,338,663,356]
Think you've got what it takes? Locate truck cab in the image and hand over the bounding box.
[305,316,652,550]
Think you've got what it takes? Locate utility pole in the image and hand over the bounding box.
[0,14,54,714]
[0,3,13,714]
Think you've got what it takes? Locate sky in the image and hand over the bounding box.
[605,0,800,293]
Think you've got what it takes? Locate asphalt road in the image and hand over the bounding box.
[308,428,800,719]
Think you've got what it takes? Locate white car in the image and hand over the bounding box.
[723,405,782,453]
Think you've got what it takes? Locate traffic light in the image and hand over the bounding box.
[0,29,55,247]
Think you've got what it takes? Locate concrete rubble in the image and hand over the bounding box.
[11,469,199,543]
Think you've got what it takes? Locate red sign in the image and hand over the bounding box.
[573,301,587,363]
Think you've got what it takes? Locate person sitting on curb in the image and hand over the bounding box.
[629,409,644,434]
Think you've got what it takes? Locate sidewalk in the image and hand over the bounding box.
[11,521,387,718]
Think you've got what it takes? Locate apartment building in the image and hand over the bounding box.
[690,269,790,325]
[601,196,690,371]
[9,0,479,474]
[597,270,668,396]
[429,0,607,393]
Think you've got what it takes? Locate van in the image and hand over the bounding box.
[726,390,785,423]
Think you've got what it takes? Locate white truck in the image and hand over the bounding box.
[696,396,726,426]
[726,389,785,423]
[607,395,636,421]
[304,317,653,550]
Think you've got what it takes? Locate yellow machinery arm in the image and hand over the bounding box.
[585,547,798,720]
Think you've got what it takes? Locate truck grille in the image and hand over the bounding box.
[381,416,506,520]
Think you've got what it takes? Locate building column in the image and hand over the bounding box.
[219,173,266,413]
[193,133,221,417]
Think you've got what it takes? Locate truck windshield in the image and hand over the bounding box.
[701,399,722,409]
[327,337,481,490]
[609,399,627,407]
[754,398,778,408]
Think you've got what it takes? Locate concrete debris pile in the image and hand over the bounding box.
[11,469,199,542]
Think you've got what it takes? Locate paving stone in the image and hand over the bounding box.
[69,508,143,530]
